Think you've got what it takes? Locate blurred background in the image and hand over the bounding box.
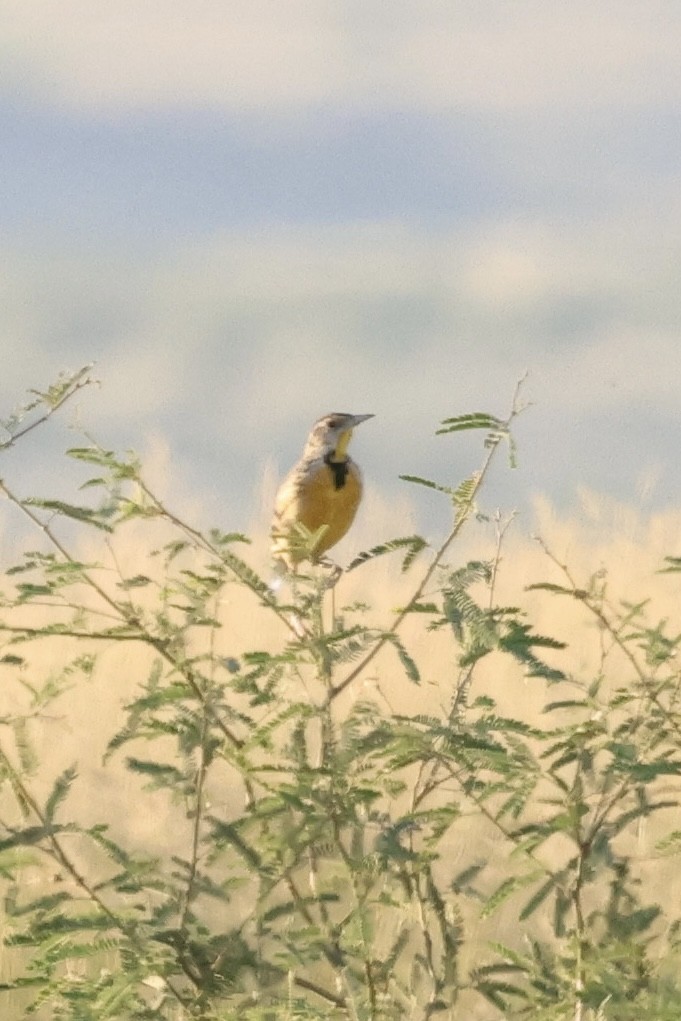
[3,12,681,1013]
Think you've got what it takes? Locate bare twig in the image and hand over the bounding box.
[0,366,96,452]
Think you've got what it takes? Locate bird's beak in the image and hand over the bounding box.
[335,414,374,459]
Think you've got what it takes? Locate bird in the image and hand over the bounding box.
[271,412,374,572]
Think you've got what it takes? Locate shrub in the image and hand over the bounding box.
[0,370,680,1020]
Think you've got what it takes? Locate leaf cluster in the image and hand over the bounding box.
[0,374,680,1020]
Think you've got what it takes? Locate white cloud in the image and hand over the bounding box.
[2,1,680,116]
[391,3,681,113]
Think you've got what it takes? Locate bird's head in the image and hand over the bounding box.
[303,412,374,462]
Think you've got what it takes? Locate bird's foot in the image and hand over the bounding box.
[318,559,343,589]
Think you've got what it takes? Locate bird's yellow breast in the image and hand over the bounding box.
[273,457,363,564]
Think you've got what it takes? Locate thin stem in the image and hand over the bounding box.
[178,713,210,933]
[328,376,527,705]
[292,974,346,1008]
[415,873,443,1016]
[572,844,587,1021]
[537,537,681,745]
[0,739,192,1009]
[0,366,95,452]
[487,509,516,611]
[136,478,301,638]
[0,479,136,622]
[0,478,246,752]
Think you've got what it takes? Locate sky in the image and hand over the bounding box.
[2,1,681,553]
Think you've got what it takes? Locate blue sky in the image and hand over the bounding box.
[2,2,681,549]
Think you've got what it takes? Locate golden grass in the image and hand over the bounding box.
[4,482,681,864]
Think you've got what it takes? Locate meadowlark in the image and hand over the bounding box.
[271,412,374,572]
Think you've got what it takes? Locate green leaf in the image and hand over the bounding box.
[0,825,73,852]
[498,620,566,681]
[11,717,39,775]
[16,583,54,600]
[481,871,544,918]
[78,476,107,490]
[1,367,94,447]
[384,633,420,684]
[436,412,505,435]
[398,475,456,496]
[44,765,78,822]
[526,582,575,596]
[208,529,251,547]
[23,498,114,532]
[222,550,272,599]
[484,428,507,448]
[210,820,263,870]
[629,760,681,781]
[117,574,153,590]
[452,473,481,512]
[656,829,681,856]
[519,877,556,921]
[66,445,139,479]
[125,758,186,788]
[346,534,427,572]
[400,600,439,615]
[615,905,661,938]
